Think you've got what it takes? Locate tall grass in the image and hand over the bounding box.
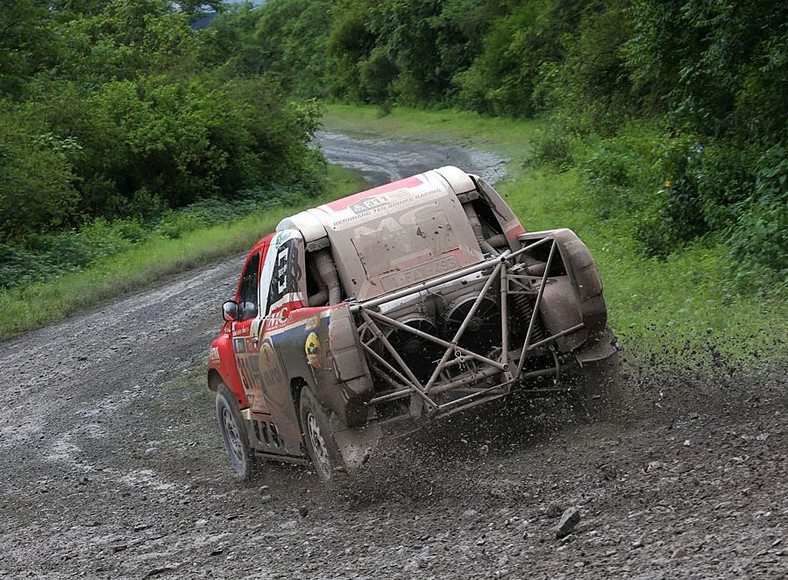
[0,166,368,340]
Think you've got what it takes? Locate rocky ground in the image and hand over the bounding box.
[0,137,785,579]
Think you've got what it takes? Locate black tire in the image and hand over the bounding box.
[299,388,344,482]
[216,384,254,480]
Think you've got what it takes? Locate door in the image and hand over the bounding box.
[255,230,307,441]
[231,248,267,414]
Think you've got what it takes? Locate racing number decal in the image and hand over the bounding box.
[267,238,302,313]
[276,246,290,296]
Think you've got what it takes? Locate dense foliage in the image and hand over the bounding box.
[240,0,786,286]
[0,0,324,287]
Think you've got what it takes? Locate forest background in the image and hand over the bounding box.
[0,0,785,341]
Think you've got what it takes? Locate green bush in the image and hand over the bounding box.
[729,145,788,283]
[579,131,658,223]
[526,127,574,172]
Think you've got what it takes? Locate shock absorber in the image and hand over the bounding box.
[513,292,545,343]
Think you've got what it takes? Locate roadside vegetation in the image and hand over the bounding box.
[0,1,331,338]
[0,2,325,285]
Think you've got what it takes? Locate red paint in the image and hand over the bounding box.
[210,329,248,406]
[509,224,526,237]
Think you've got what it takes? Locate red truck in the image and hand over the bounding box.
[207,166,617,480]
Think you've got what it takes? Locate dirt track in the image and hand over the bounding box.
[0,135,785,579]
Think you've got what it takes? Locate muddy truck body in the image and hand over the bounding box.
[208,166,617,480]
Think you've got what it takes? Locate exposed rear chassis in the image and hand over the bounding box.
[352,235,608,428]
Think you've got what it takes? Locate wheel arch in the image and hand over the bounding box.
[290,377,308,428]
[208,369,223,392]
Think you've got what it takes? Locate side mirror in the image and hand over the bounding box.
[222,300,239,322]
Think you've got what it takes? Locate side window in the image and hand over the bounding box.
[237,252,261,321]
[266,238,303,315]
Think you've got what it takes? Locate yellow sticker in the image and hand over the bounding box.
[305,332,321,369]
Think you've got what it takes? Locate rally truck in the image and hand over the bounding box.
[207,166,618,481]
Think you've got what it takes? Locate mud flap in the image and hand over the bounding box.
[329,416,382,471]
[575,326,618,365]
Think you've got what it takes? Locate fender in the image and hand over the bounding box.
[520,229,607,353]
[282,304,373,429]
[326,303,374,427]
[207,331,249,407]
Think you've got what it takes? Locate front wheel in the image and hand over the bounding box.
[299,388,344,482]
[216,384,254,480]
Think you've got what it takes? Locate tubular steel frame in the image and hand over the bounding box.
[351,236,586,419]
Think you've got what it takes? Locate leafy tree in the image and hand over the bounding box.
[54,0,201,83]
[625,0,788,144]
[199,3,266,74]
[553,1,636,132]
[255,0,332,96]
[0,0,56,98]
[0,104,80,241]
[455,0,588,116]
[326,0,381,102]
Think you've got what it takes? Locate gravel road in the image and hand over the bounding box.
[0,134,785,579]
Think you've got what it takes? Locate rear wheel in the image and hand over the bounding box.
[216,384,254,480]
[299,388,343,482]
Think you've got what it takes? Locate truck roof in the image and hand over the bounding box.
[276,167,485,300]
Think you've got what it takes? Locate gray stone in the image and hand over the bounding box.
[556,507,580,539]
[545,504,564,519]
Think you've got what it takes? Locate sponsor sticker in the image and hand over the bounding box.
[304,332,321,369]
[233,337,246,354]
[380,254,460,291]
